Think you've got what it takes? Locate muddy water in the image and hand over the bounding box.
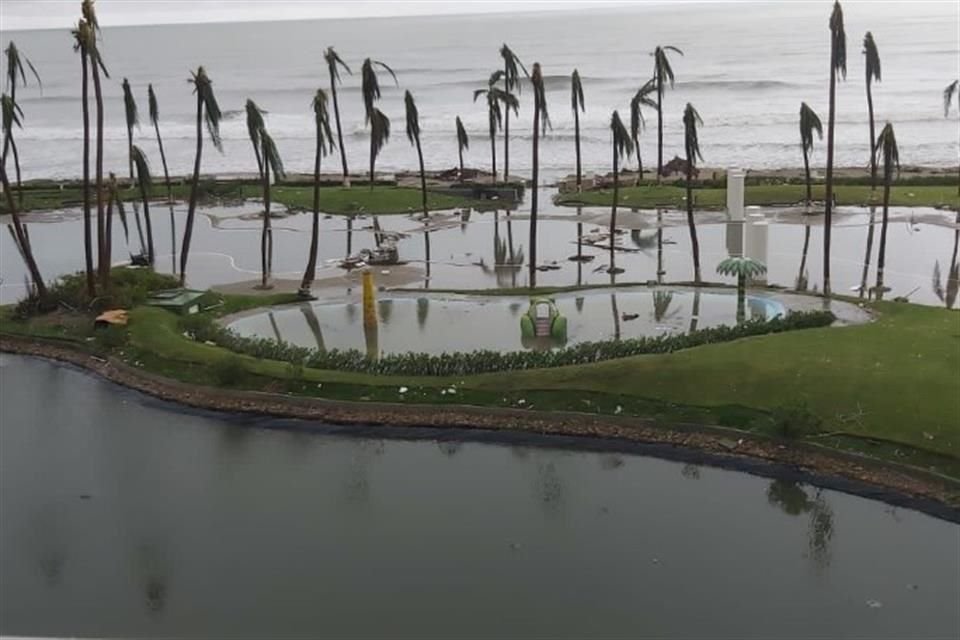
[1,354,958,639]
[1,194,957,308]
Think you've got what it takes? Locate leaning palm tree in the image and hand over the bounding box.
[799,102,823,207]
[608,110,634,272]
[528,62,550,287]
[499,44,528,182]
[367,107,390,192]
[72,20,95,295]
[571,69,585,192]
[1,161,46,299]
[629,86,648,185]
[404,91,428,219]
[0,95,24,206]
[2,42,41,194]
[473,72,517,184]
[257,128,284,289]
[130,145,155,265]
[245,99,265,179]
[299,89,335,296]
[324,47,352,187]
[85,3,110,287]
[945,80,959,195]
[716,256,767,323]
[148,83,176,273]
[823,0,847,297]
[455,116,469,181]
[873,122,899,299]
[863,32,881,190]
[121,78,139,180]
[652,45,683,184]
[683,103,704,283]
[179,66,223,285]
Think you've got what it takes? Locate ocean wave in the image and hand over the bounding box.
[678,80,810,90]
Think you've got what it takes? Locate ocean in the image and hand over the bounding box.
[1,2,958,183]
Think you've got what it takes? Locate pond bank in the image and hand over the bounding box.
[3,333,957,519]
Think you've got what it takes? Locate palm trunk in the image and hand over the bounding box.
[574,106,582,192]
[686,161,701,283]
[866,79,876,191]
[368,134,375,191]
[105,185,115,261]
[803,145,812,206]
[529,101,540,288]
[153,121,171,201]
[656,208,664,283]
[823,60,838,297]
[503,101,510,183]
[260,139,272,289]
[80,50,95,295]
[610,147,619,270]
[798,224,811,290]
[2,132,23,208]
[126,124,134,180]
[1,162,46,298]
[300,124,323,294]
[736,273,746,323]
[859,206,876,298]
[656,75,663,185]
[92,58,107,288]
[140,183,154,265]
[179,94,204,285]
[634,140,643,186]
[458,145,464,182]
[330,77,349,187]
[416,135,428,218]
[489,116,497,184]
[874,174,891,298]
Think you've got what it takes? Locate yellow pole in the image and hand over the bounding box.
[361,269,379,359]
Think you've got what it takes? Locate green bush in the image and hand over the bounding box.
[16,268,179,316]
[211,354,246,387]
[189,310,836,377]
[93,325,129,351]
[772,401,824,439]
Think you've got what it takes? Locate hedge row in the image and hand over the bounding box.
[181,309,836,377]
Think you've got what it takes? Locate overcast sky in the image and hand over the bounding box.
[0,0,640,31]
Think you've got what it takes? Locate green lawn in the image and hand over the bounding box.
[556,184,960,210]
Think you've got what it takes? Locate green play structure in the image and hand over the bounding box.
[520,297,568,350]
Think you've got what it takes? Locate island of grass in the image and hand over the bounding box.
[1,267,958,507]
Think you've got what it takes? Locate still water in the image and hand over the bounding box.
[1,354,958,639]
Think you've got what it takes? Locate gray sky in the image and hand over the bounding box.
[0,0,634,31]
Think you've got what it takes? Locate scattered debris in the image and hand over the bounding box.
[866,600,883,609]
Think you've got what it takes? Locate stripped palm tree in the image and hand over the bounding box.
[571,69,585,192]
[683,103,704,283]
[629,85,648,185]
[72,20,96,295]
[324,47,352,187]
[473,72,517,184]
[799,102,823,207]
[863,33,881,190]
[3,42,40,206]
[873,122,899,299]
[652,46,683,184]
[148,84,176,273]
[179,66,223,285]
[257,128,284,289]
[608,110,634,273]
[0,95,24,207]
[130,145,155,265]
[455,116,469,181]
[121,78,139,180]
[404,91,429,219]
[717,256,767,323]
[499,44,528,182]
[245,99,265,179]
[823,0,847,296]
[299,89,335,296]
[360,58,397,189]
[945,80,959,195]
[528,62,550,287]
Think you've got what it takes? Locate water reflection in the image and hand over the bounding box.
[859,207,877,298]
[766,479,835,570]
[932,213,959,309]
[300,303,326,352]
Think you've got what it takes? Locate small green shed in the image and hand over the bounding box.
[145,288,218,315]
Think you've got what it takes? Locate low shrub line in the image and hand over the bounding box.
[181,309,836,377]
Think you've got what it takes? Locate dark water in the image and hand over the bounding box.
[1,354,958,639]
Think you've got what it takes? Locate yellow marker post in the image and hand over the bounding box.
[361,270,379,360]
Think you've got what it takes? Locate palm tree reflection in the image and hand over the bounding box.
[766,479,835,570]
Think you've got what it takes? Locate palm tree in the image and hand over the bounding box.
[148,84,176,273]
[683,103,704,283]
[717,256,767,322]
[300,89,335,296]
[0,115,46,299]
[245,99,265,179]
[608,110,634,272]
[324,47,352,187]
[630,83,651,185]
[404,91,428,219]
[179,66,223,285]
[863,32,881,190]
[873,122,899,299]
[2,43,40,206]
[121,78,139,180]
[72,20,95,296]
[367,108,390,193]
[571,69,585,192]
[799,102,823,207]
[473,72,517,184]
[823,0,847,297]
[83,0,111,287]
[0,95,24,205]
[361,58,397,189]
[945,80,959,195]
[652,46,683,184]
[130,145,155,265]
[528,62,550,287]
[500,44,528,182]
[257,128,284,289]
[455,116,469,181]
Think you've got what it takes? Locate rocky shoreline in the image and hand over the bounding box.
[2,334,958,521]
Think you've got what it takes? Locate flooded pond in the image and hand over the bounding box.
[228,288,790,355]
[1,354,958,639]
[1,191,958,310]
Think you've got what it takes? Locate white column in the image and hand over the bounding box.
[725,168,746,257]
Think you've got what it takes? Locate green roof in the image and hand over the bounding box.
[145,288,209,308]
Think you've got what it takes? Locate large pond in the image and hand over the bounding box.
[1,354,958,639]
[1,192,958,309]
